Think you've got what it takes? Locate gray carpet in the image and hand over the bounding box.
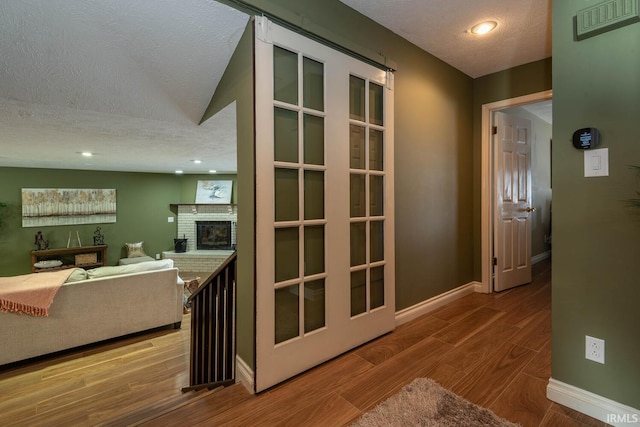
[351,378,520,427]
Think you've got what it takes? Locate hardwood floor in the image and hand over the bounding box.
[0,259,609,426]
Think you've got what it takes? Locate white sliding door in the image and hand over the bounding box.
[254,17,395,392]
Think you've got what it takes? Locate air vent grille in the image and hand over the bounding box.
[576,0,640,40]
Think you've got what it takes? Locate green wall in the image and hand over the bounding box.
[552,0,640,408]
[230,23,256,371]
[0,167,237,276]
[201,21,256,368]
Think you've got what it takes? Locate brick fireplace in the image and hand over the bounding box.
[175,204,237,252]
[162,204,237,273]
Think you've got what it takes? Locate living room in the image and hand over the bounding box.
[0,169,238,276]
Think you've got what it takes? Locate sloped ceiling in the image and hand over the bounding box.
[0,0,248,174]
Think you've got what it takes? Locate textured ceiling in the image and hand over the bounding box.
[1,1,551,175]
[0,0,248,174]
[339,0,552,78]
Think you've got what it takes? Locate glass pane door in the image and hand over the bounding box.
[254,17,395,393]
[349,77,387,316]
[273,46,327,345]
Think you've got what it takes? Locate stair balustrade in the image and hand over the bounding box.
[182,251,237,392]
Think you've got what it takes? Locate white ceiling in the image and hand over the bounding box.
[0,0,551,175]
[0,0,248,174]
[340,0,552,79]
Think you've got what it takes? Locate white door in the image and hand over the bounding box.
[254,17,395,392]
[493,112,533,292]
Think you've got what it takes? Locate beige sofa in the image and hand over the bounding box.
[0,260,183,366]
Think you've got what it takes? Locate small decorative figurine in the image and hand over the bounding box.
[93,226,104,245]
[34,231,45,250]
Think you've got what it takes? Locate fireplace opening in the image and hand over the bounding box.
[196,221,233,250]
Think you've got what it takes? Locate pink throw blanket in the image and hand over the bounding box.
[0,269,76,317]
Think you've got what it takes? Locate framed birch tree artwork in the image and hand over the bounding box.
[21,188,117,227]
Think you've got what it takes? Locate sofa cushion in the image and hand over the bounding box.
[66,268,88,282]
[87,259,174,280]
[125,241,147,258]
[118,256,155,265]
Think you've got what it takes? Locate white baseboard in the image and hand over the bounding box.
[532,250,551,264]
[395,281,483,326]
[547,378,640,426]
[236,355,255,394]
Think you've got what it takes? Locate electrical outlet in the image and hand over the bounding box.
[586,335,605,364]
[155,253,161,260]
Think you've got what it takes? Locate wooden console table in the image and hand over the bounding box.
[31,245,108,273]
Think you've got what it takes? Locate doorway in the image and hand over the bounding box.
[480,90,553,293]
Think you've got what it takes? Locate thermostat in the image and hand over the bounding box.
[572,128,601,150]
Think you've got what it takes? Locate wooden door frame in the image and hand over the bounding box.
[480,89,552,293]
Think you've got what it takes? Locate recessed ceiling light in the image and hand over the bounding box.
[209,170,217,174]
[470,21,497,35]
[175,170,184,175]
[81,152,93,157]
[192,160,202,164]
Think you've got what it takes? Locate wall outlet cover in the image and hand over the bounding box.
[586,335,605,364]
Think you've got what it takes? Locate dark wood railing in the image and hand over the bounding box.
[182,251,237,392]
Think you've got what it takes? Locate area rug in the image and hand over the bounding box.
[351,378,519,427]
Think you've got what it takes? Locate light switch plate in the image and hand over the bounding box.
[168,216,174,223]
[584,148,609,177]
